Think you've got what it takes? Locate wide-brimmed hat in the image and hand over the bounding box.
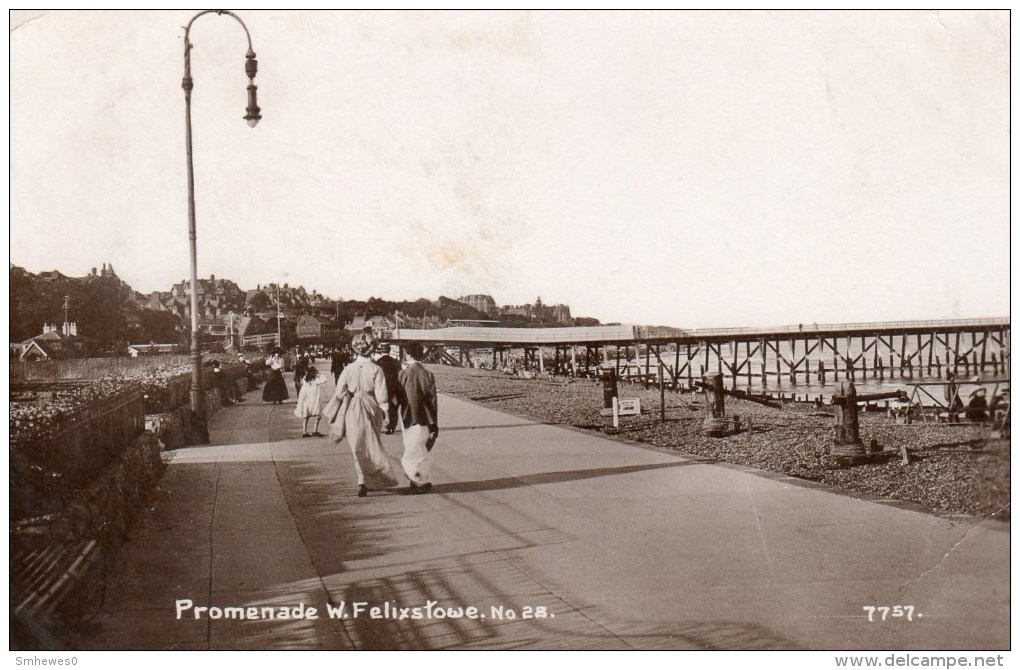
[352,332,376,356]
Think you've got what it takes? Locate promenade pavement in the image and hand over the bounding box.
[70,372,1009,650]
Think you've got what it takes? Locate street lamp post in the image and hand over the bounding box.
[182,10,261,425]
[276,284,282,346]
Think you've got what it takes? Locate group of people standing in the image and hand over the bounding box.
[260,336,439,496]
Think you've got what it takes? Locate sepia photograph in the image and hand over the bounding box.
[8,9,1011,665]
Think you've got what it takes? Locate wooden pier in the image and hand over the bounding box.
[390,318,1010,387]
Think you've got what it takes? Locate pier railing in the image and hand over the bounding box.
[392,318,1007,347]
[677,317,1009,340]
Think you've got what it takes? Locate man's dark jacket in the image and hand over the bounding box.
[397,362,437,429]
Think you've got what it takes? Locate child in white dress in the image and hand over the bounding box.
[294,367,328,437]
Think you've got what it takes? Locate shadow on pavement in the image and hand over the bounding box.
[440,422,546,432]
[430,461,698,494]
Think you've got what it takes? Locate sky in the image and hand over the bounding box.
[9,10,1010,328]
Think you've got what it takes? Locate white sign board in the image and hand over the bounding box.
[617,398,641,416]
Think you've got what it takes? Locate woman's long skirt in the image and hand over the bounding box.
[344,393,399,489]
[400,424,432,486]
[262,369,289,403]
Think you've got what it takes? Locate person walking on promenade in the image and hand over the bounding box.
[332,332,399,497]
[294,366,328,437]
[334,344,350,381]
[330,345,349,384]
[262,349,289,404]
[396,342,439,494]
[294,354,309,396]
[374,344,402,434]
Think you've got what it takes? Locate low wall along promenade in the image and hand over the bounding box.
[10,362,251,636]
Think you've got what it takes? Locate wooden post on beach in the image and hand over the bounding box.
[571,345,577,377]
[954,333,963,377]
[709,372,725,418]
[701,372,727,437]
[602,368,617,409]
[538,347,545,374]
[659,364,666,422]
[675,344,681,391]
[644,345,651,389]
[687,357,694,391]
[832,382,865,459]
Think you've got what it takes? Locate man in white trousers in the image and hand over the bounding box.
[397,342,439,494]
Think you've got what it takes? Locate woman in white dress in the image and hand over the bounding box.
[333,333,399,497]
[294,366,328,437]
